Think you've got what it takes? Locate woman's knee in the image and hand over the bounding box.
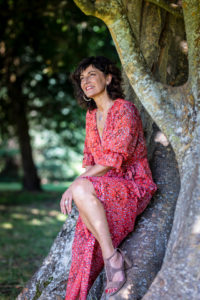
[71,178,95,204]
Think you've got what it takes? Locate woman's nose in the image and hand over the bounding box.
[84,76,91,84]
[81,75,91,86]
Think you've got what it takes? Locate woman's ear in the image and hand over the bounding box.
[106,74,112,85]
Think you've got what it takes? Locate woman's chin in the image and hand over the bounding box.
[86,91,104,99]
[86,93,96,99]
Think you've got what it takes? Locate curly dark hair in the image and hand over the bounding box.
[70,56,124,111]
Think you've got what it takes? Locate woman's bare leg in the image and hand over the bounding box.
[72,178,114,258]
[71,178,124,292]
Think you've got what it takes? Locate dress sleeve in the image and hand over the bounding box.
[95,103,139,169]
[82,136,95,168]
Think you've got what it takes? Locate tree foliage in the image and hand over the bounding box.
[0,0,118,187]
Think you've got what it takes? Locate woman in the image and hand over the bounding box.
[60,56,157,299]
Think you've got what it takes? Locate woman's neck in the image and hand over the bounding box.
[94,93,113,113]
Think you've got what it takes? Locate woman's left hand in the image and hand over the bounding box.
[60,186,73,215]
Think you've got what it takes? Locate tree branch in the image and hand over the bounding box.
[144,0,183,18]
[74,0,124,24]
[182,0,200,104]
[73,0,95,16]
[74,0,193,155]
[108,14,188,153]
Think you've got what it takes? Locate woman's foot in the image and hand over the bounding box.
[104,248,131,296]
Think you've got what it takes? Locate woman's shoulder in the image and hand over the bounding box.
[85,99,138,119]
[113,98,138,115]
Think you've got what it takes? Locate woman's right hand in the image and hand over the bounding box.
[60,186,73,215]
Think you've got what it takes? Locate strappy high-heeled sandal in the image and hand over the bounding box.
[104,248,132,296]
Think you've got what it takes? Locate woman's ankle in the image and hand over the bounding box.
[102,245,115,260]
[109,251,122,267]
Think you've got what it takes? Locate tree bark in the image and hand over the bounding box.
[143,128,200,299]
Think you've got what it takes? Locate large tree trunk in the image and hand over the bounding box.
[18,0,200,299]
[143,129,200,299]
[8,80,41,191]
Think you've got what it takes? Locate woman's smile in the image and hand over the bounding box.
[85,85,94,91]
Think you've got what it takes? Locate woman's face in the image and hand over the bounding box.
[80,65,111,99]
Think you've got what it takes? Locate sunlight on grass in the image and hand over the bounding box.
[45,209,66,221]
[10,213,28,220]
[29,218,44,226]
[30,208,41,215]
[0,223,13,229]
[56,213,66,221]
[29,208,47,216]
[48,209,59,216]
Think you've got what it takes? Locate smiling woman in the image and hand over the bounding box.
[60,56,157,299]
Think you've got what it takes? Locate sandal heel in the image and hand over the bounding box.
[124,256,132,270]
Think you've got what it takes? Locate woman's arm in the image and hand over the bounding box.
[80,164,112,178]
[85,166,92,172]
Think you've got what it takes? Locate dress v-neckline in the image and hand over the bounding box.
[95,99,118,144]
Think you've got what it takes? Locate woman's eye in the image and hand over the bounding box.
[80,73,96,82]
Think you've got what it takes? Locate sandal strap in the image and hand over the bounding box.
[105,264,125,282]
[104,248,118,262]
[104,248,125,263]
[105,279,125,290]
[104,248,125,281]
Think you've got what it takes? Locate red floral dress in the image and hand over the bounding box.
[65,98,157,300]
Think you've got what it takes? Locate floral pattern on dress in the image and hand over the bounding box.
[65,99,157,300]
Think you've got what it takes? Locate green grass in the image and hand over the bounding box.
[0,183,70,299]
[0,181,72,193]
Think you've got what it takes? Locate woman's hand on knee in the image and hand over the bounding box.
[60,187,73,215]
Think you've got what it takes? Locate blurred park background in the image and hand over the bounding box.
[0,1,119,298]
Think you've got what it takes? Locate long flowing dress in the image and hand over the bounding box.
[65,98,157,300]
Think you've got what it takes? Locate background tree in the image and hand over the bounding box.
[17,0,200,299]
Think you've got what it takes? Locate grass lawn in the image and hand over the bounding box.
[0,183,70,300]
